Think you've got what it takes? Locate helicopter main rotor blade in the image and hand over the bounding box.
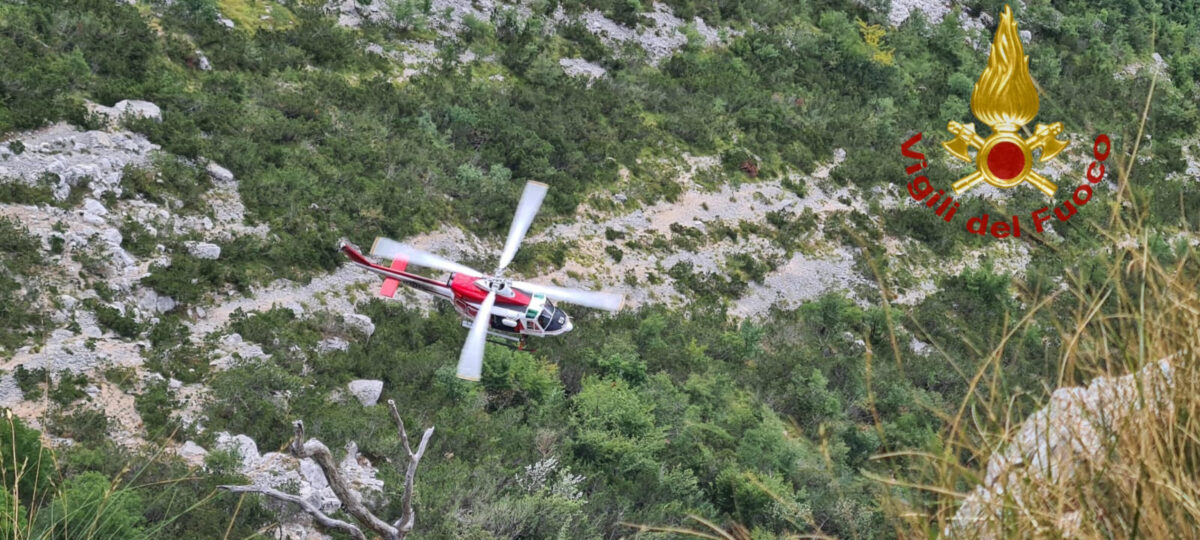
[511,280,624,312]
[371,237,481,277]
[495,181,548,274]
[457,290,497,381]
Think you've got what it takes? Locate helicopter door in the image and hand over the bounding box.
[489,311,521,332]
[524,293,548,334]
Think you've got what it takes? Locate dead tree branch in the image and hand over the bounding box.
[221,485,367,540]
[220,402,434,540]
[389,399,435,534]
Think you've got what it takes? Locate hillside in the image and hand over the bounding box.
[1,0,1198,538]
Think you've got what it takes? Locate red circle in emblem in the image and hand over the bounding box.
[986,141,1025,180]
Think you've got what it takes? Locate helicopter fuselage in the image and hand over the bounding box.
[340,243,572,338]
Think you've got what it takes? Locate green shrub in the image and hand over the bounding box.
[148,315,190,349]
[134,380,178,440]
[204,361,303,450]
[0,177,56,206]
[0,487,29,538]
[102,366,137,392]
[120,156,211,211]
[0,217,43,275]
[509,240,574,275]
[144,344,209,384]
[85,300,142,339]
[38,471,145,539]
[119,218,158,258]
[480,348,560,409]
[49,371,90,406]
[570,376,665,478]
[48,408,110,446]
[93,282,115,303]
[13,365,46,399]
[0,414,53,506]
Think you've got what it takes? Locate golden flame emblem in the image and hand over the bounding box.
[943,5,1069,197]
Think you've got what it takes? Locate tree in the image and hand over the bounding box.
[220,400,434,540]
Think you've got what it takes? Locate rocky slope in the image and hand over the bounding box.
[2,1,1195,538]
[0,102,1016,537]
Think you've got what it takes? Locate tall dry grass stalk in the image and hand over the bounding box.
[877,63,1200,537]
[0,414,223,539]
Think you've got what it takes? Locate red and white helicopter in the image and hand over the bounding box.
[339,181,624,381]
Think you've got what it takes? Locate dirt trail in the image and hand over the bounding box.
[526,152,864,311]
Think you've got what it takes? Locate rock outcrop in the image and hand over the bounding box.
[0,122,157,200]
[348,380,384,406]
[209,433,385,523]
[87,99,163,126]
[185,241,222,260]
[951,357,1176,537]
[342,313,376,338]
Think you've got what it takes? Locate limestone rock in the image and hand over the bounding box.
[887,0,950,26]
[218,431,384,526]
[342,313,375,337]
[317,337,349,354]
[339,441,385,501]
[211,333,269,370]
[0,122,157,200]
[137,289,177,314]
[559,58,607,80]
[327,0,391,27]
[571,3,734,66]
[59,295,79,311]
[348,380,383,406]
[179,440,209,466]
[196,50,212,71]
[950,358,1176,536]
[0,375,24,407]
[89,100,162,125]
[115,100,161,122]
[216,432,262,469]
[206,162,235,184]
[82,198,107,216]
[185,241,222,260]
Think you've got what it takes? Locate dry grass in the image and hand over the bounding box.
[878,220,1200,537]
[1,417,221,539]
[877,63,1200,538]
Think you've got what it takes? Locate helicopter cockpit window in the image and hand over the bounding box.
[537,300,555,328]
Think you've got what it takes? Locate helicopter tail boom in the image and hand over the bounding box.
[340,242,453,300]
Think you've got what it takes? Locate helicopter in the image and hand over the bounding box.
[339,181,624,381]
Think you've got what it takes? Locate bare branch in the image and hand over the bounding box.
[290,420,399,539]
[388,399,413,456]
[219,485,366,540]
[396,426,435,535]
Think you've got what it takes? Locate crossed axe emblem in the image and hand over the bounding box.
[943,121,1069,197]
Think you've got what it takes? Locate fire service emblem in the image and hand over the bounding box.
[943,5,1068,197]
[899,5,1112,240]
